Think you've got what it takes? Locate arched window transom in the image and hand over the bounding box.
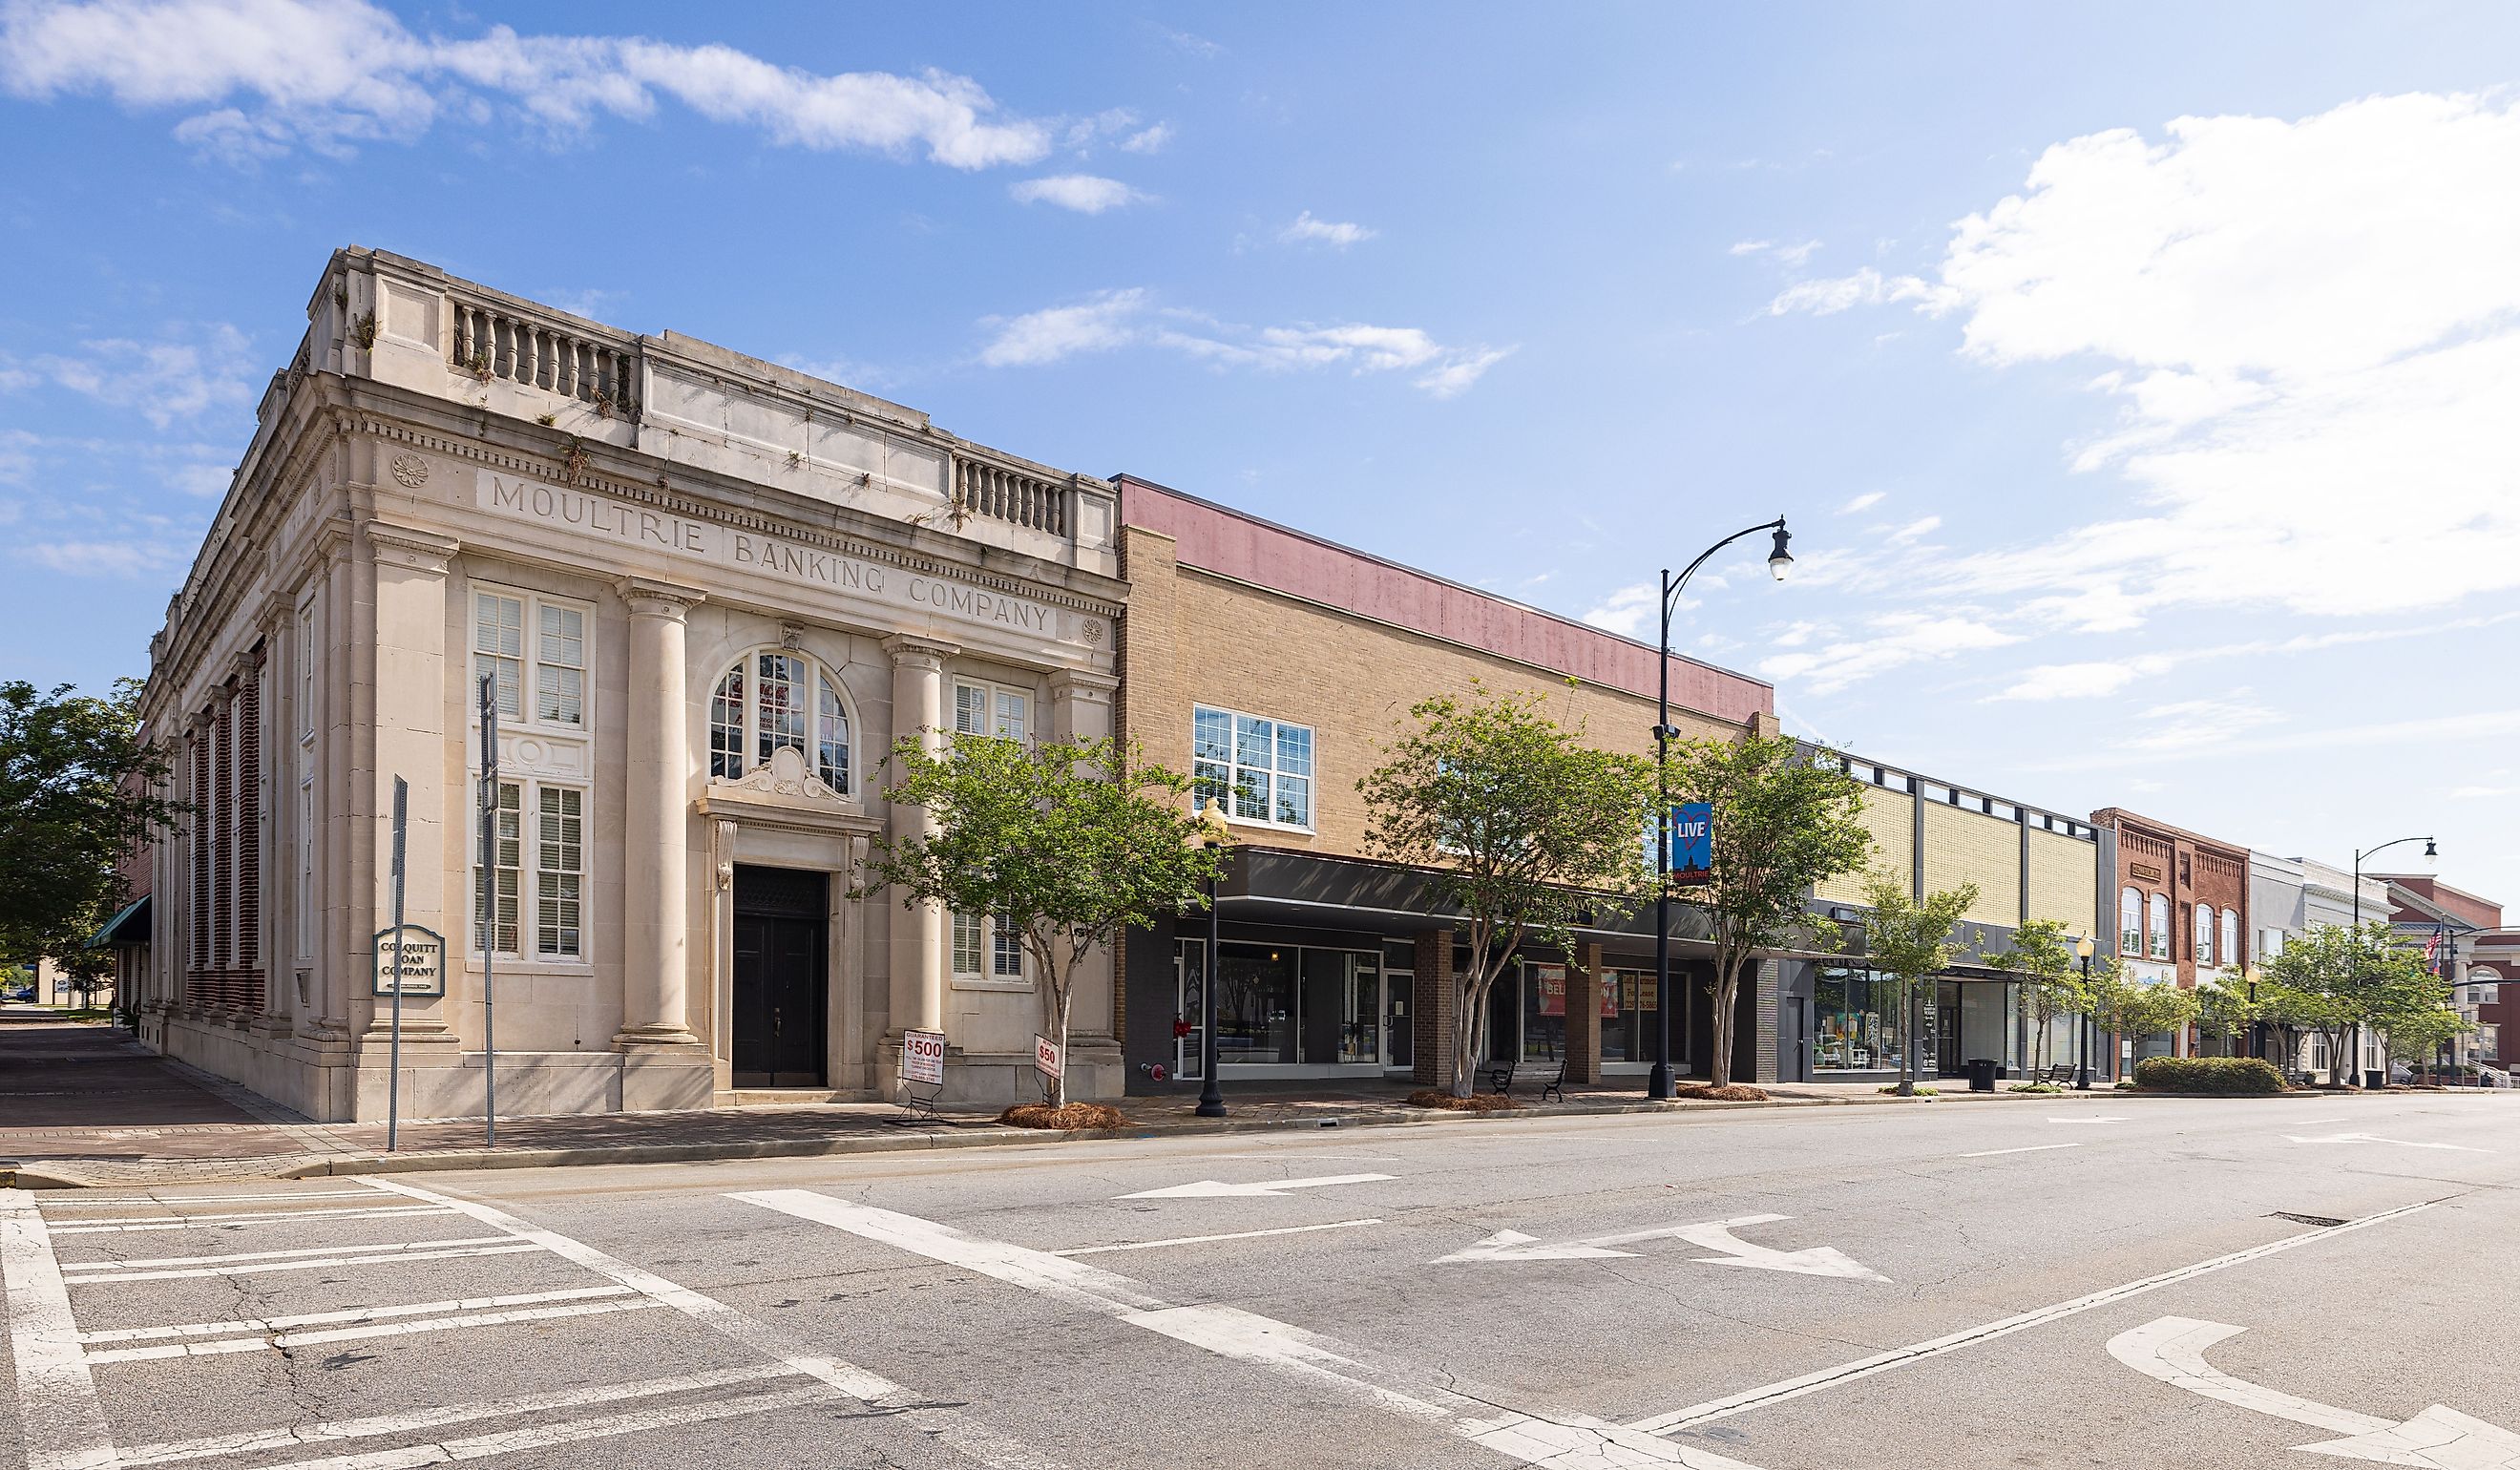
[710,650,851,794]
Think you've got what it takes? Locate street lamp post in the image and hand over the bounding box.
[2349,834,2435,1089]
[1190,795,1232,1118]
[1648,517,1793,1102]
[2074,936,2095,1090]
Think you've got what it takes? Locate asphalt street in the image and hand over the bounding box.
[6,1091,2515,1469]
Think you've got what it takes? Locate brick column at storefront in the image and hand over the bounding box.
[1412,930,1456,1089]
[1565,942,1605,1084]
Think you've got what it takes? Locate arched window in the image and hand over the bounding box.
[2220,910,2240,971]
[2147,892,2171,961]
[2195,904,2216,968]
[2119,887,2143,956]
[708,650,851,793]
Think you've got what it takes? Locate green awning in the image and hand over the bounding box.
[89,893,150,948]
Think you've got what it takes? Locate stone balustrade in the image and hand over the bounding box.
[450,300,639,418]
[955,453,1069,536]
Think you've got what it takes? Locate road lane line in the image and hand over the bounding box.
[736,1189,1769,1469]
[1621,1195,2447,1437]
[58,1236,515,1271]
[44,1190,378,1208]
[79,1285,634,1343]
[233,1383,841,1470]
[51,1205,451,1233]
[1958,1144,2085,1158]
[1056,1219,1384,1255]
[362,1178,1060,1470]
[66,1243,540,1283]
[118,1363,812,1465]
[3,1189,117,1470]
[87,1298,665,1362]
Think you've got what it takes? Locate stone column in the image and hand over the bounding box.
[1565,941,1605,1084]
[1412,930,1457,1089]
[883,637,957,1040]
[362,523,457,1040]
[618,578,704,1046]
[1050,670,1122,1080]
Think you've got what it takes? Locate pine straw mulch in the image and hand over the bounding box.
[998,1102,1128,1130]
[1669,1082,1769,1102]
[1405,1089,1522,1112]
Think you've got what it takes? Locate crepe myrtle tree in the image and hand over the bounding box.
[1358,683,1656,1099]
[1858,874,1979,1097]
[1664,736,1872,1087]
[2194,968,2260,1057]
[859,732,1228,1110]
[1989,918,2090,1075]
[2257,921,2439,1087]
[2087,958,2201,1066]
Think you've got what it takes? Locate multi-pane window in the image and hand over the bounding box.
[2219,910,2240,972]
[708,651,851,792]
[2194,904,2216,968]
[2119,887,2143,956]
[475,781,522,955]
[471,780,584,960]
[536,788,582,956]
[1193,704,1314,828]
[2147,892,2171,960]
[951,912,1027,985]
[953,680,1030,742]
[472,588,589,727]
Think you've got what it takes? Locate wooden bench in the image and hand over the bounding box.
[1487,1057,1566,1103]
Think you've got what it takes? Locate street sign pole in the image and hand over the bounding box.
[387,775,408,1153]
[479,674,498,1148]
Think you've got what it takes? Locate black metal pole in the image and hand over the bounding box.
[479,674,497,1148]
[1196,869,1224,1118]
[1649,566,1674,1102]
[2075,953,2091,1089]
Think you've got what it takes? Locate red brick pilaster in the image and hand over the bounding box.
[1565,943,1605,1083]
[1412,931,1456,1088]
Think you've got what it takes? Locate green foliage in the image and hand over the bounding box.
[1989,918,2092,1073]
[1661,736,1872,1086]
[2258,921,2452,1085]
[2087,959,2201,1040]
[1,678,178,975]
[1357,683,1656,1096]
[860,733,1228,1107]
[2194,968,2259,1050]
[1858,872,1978,1096]
[2132,1056,2287,1094]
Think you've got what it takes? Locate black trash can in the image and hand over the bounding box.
[2363,1069,2387,1090]
[1966,1058,1999,1092]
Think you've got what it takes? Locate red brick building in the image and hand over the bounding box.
[2378,876,2509,1072]
[2090,808,2252,1063]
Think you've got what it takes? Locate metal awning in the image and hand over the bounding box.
[88,893,150,948]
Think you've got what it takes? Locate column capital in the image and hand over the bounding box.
[617,577,707,620]
[882,634,960,671]
[362,520,459,576]
[1048,669,1120,702]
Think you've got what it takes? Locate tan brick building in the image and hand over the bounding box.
[1113,476,1779,1090]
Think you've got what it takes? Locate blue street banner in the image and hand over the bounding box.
[1670,801,1712,884]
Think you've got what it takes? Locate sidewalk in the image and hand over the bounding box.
[0,1017,2190,1189]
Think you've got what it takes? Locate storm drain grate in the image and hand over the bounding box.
[2271,1211,2347,1228]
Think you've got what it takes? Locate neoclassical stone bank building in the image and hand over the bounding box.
[134,248,1124,1120]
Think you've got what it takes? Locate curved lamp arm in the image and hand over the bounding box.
[1664,516,1790,618]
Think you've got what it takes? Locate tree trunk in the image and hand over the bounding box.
[1707,950,1736,1087]
[1041,955,1073,1111]
[1450,968,1484,1100]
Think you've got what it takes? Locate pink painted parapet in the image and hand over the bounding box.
[1117,476,1774,725]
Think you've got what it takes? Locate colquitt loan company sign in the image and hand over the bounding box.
[474,470,1063,637]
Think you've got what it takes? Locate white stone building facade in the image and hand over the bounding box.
[2247,852,2393,1082]
[130,247,1126,1121]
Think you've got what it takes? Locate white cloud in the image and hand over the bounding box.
[1733,238,1820,265]
[1580,583,1654,638]
[27,538,182,576]
[1780,91,2520,627]
[1729,240,1771,256]
[1118,122,1170,154]
[979,290,1509,397]
[1887,514,1941,544]
[1837,491,1884,514]
[1279,211,1376,249]
[0,0,1052,166]
[1009,174,1145,213]
[1163,28,1222,59]
[1756,612,2019,695]
[977,288,1147,368]
[0,323,257,428]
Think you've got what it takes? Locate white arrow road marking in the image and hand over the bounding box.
[735,1190,1772,1470]
[1679,1215,1891,1282]
[1624,1197,2444,1438]
[2284,1133,2491,1153]
[1117,1172,1394,1199]
[1960,1143,2086,1158]
[2108,1316,2520,1467]
[1437,1215,1887,1280]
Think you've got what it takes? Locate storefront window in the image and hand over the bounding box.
[1523,963,1567,1062]
[1216,945,1296,1063]
[1815,966,1911,1073]
[1191,941,1384,1067]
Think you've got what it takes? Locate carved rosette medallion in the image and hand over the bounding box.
[389,452,430,489]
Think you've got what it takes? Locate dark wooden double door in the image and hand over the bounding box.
[731,866,827,1088]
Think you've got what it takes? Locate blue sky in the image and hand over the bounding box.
[5,1,2518,907]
